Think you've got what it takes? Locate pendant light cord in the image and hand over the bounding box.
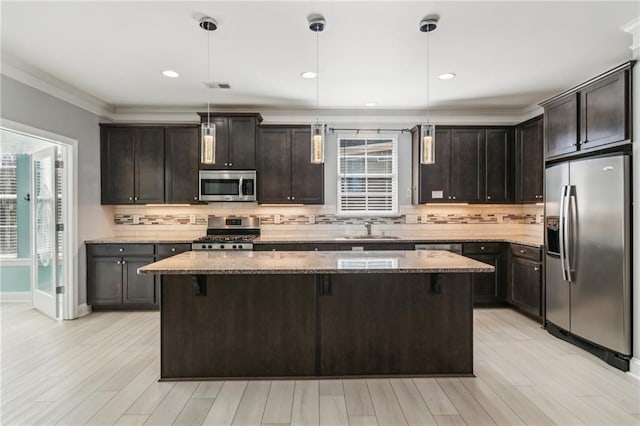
[207,25,211,125]
[426,29,430,126]
[316,28,319,125]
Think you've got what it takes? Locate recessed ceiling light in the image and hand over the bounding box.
[162,70,180,78]
[365,102,377,107]
[301,71,317,79]
[438,72,456,80]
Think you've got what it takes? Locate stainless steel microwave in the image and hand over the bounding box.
[198,170,256,202]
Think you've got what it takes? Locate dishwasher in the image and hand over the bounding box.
[414,243,462,253]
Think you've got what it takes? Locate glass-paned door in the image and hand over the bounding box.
[31,146,59,318]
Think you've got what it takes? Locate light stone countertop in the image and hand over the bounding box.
[137,250,495,275]
[87,233,542,247]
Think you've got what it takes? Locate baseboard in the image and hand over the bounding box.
[76,303,91,318]
[0,292,31,302]
[628,357,640,380]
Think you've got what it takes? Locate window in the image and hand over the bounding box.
[0,154,18,258]
[337,136,398,215]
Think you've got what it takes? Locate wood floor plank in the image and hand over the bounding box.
[433,415,467,425]
[516,385,584,425]
[126,379,175,415]
[389,378,437,426]
[319,395,348,426]
[144,381,198,425]
[262,380,295,424]
[436,379,495,426]
[319,379,343,396]
[174,398,216,426]
[202,380,248,426]
[348,415,379,425]
[98,345,157,391]
[367,379,407,426]
[458,377,524,425]
[473,361,554,426]
[291,380,319,426]
[231,380,271,426]
[412,379,457,416]
[56,390,116,425]
[114,414,149,425]
[193,381,224,399]
[579,395,640,425]
[343,379,375,416]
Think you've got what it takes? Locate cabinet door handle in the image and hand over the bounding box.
[291,196,295,200]
[119,248,124,252]
[452,196,456,200]
[448,196,452,200]
[129,197,133,201]
[534,267,540,271]
[224,162,228,166]
[480,246,485,251]
[116,260,121,265]
[194,196,198,200]
[520,249,526,254]
[286,196,291,200]
[487,195,491,200]
[229,163,233,166]
[121,260,126,265]
[171,248,176,252]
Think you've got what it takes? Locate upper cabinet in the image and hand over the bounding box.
[541,61,633,161]
[257,126,324,204]
[101,126,165,204]
[100,125,200,205]
[515,116,543,203]
[412,127,513,204]
[198,113,262,170]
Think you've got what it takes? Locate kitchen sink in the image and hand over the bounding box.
[340,235,401,240]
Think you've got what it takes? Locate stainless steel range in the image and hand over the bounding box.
[192,216,260,251]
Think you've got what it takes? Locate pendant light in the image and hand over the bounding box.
[309,15,326,164]
[200,17,217,165]
[419,17,438,164]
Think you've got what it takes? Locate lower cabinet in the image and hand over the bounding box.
[462,243,506,305]
[87,243,191,310]
[509,244,543,320]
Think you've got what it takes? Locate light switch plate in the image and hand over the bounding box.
[132,214,139,225]
[274,214,281,224]
[308,215,316,224]
[405,214,418,224]
[189,214,196,224]
[420,214,428,224]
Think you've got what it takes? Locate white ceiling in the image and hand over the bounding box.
[1,1,637,116]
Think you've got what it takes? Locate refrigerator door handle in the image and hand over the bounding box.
[559,185,569,281]
[566,187,577,282]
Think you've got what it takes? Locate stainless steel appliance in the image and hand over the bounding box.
[192,216,260,250]
[199,170,256,202]
[545,153,631,370]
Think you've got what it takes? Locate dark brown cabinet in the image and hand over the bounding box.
[319,273,472,376]
[462,242,505,305]
[258,126,324,204]
[165,127,199,203]
[542,62,633,160]
[515,116,544,202]
[101,126,165,204]
[87,244,157,308]
[413,127,513,204]
[509,244,543,319]
[198,113,262,170]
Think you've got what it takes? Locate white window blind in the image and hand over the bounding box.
[0,155,18,258]
[337,136,398,215]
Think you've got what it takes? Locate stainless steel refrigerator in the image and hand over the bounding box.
[545,153,631,370]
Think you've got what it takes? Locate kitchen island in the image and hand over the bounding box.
[139,250,493,380]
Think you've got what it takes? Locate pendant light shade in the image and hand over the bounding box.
[311,122,325,164]
[200,16,217,165]
[201,122,216,164]
[309,15,326,164]
[419,17,438,165]
[420,124,435,164]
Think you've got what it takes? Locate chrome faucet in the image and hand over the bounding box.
[364,221,372,236]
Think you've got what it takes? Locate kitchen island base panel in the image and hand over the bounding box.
[160,273,472,380]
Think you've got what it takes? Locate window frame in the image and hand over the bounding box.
[336,134,399,216]
[0,154,18,258]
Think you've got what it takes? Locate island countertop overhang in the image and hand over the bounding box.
[138,249,494,275]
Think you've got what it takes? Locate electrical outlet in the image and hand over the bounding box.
[189,214,196,224]
[308,215,316,224]
[132,214,139,225]
[274,214,281,224]
[420,213,428,224]
[405,214,418,224]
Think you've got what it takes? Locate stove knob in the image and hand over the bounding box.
[207,245,213,249]
[201,244,206,249]
[237,244,243,249]
[219,245,225,249]
[232,245,237,249]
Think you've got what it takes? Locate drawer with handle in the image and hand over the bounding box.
[88,244,155,256]
[510,243,542,262]
[156,243,192,259]
[462,242,503,254]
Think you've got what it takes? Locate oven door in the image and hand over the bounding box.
[199,170,256,202]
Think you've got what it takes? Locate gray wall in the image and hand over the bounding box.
[1,75,113,308]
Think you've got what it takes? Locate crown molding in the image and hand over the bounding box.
[622,17,640,59]
[1,53,115,119]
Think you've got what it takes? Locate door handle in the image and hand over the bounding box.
[559,185,569,281]
[566,187,576,282]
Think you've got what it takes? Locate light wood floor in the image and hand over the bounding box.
[1,303,639,425]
